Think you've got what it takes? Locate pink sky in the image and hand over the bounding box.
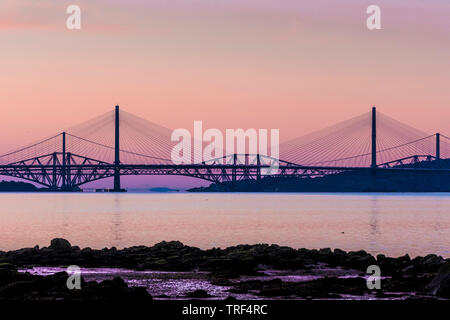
[1,0,450,188]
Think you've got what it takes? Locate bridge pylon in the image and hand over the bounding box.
[371,106,377,168]
[436,133,441,160]
[113,105,122,192]
[256,154,261,182]
[62,131,66,190]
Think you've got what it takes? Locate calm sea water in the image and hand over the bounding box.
[0,193,449,258]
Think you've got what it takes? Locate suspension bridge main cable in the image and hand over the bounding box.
[301,134,436,166]
[66,133,173,163]
[0,133,63,159]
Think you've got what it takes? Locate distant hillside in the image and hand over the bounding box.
[189,159,450,192]
[0,181,39,192]
[149,187,180,192]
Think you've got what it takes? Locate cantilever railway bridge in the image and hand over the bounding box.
[0,106,449,191]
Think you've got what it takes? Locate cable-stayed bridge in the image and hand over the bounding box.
[0,106,449,191]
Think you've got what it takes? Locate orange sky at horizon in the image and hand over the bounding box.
[1,0,450,154]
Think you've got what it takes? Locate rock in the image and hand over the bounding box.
[224,296,237,302]
[0,240,447,301]
[81,247,92,254]
[274,258,305,270]
[346,251,376,270]
[396,254,411,263]
[94,277,151,301]
[317,248,333,263]
[244,276,369,299]
[185,289,212,298]
[0,268,151,300]
[0,263,16,271]
[1,239,447,300]
[319,248,332,255]
[71,276,151,301]
[421,254,444,270]
[258,287,291,297]
[0,263,19,281]
[427,261,450,297]
[328,249,347,265]
[377,254,413,275]
[49,238,72,252]
[0,271,67,298]
[334,249,347,255]
[348,250,369,257]
[100,277,128,290]
[406,254,445,274]
[153,241,185,252]
[384,273,433,293]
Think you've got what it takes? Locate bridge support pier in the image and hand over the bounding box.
[371,106,377,169]
[113,105,122,192]
[62,132,66,190]
[256,154,261,182]
[66,152,72,191]
[436,133,440,160]
[370,106,377,190]
[51,152,58,190]
[229,154,238,191]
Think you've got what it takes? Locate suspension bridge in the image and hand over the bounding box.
[0,106,449,191]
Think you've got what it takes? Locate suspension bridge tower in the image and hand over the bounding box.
[371,106,377,169]
[113,105,122,192]
[436,133,441,160]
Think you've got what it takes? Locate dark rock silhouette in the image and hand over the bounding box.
[0,262,151,300]
[49,238,72,252]
[427,261,450,297]
[0,239,449,299]
[185,289,212,298]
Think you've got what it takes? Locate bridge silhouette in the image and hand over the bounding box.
[0,106,449,191]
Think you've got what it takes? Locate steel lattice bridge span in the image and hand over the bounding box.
[0,106,449,191]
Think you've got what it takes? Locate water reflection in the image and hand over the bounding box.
[369,196,379,255]
[111,194,123,248]
[0,192,448,258]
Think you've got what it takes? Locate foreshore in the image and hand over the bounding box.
[0,239,449,300]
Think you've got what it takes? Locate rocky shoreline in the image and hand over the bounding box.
[0,238,449,300]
